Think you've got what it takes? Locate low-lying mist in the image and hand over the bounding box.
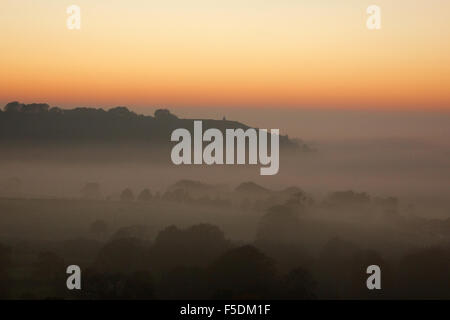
[1,107,449,300]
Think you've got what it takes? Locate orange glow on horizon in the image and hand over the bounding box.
[1,0,449,111]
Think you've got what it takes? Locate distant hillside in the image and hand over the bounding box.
[0,101,311,163]
[167,180,229,199]
[1,102,308,146]
[235,182,271,196]
[163,179,309,209]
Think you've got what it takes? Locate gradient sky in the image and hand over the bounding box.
[1,0,449,110]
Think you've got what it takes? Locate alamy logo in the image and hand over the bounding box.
[366,5,381,30]
[66,5,81,30]
[170,121,279,175]
[66,265,81,290]
[366,265,381,290]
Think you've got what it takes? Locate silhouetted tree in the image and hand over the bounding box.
[93,238,147,274]
[282,267,317,299]
[32,252,65,282]
[315,237,359,298]
[4,101,24,112]
[162,188,190,203]
[208,245,276,299]
[256,205,300,244]
[150,224,230,271]
[154,109,178,121]
[83,270,153,300]
[396,246,450,299]
[137,188,152,201]
[285,191,313,210]
[326,190,371,207]
[122,271,154,299]
[157,266,209,299]
[111,225,153,242]
[120,188,134,201]
[31,251,66,297]
[57,238,103,265]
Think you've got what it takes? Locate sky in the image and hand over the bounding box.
[1,0,450,110]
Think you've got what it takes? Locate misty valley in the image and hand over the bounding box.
[2,1,450,315]
[0,102,450,300]
[0,177,450,300]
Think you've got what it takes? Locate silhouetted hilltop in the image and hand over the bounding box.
[167,180,228,198]
[235,182,271,196]
[0,102,308,152]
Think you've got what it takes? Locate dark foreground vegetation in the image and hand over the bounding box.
[1,179,449,300]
